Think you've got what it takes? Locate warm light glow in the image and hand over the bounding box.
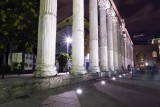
[76,88,83,94]
[66,37,72,43]
[101,81,106,85]
[58,72,69,75]
[86,53,89,59]
[112,77,116,81]
[145,62,148,66]
[123,74,126,76]
[152,51,157,57]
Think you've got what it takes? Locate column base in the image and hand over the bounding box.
[88,66,100,73]
[109,66,114,72]
[33,64,57,77]
[114,67,119,71]
[113,70,118,75]
[100,66,108,72]
[71,66,87,75]
[108,71,112,77]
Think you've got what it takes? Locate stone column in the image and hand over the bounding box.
[122,35,125,67]
[112,16,119,71]
[126,40,130,67]
[34,0,57,77]
[131,44,134,67]
[98,0,109,72]
[117,25,121,71]
[129,41,132,65]
[71,0,86,74]
[129,42,133,66]
[107,9,114,71]
[89,0,100,72]
[128,42,131,66]
[124,37,128,68]
[158,40,160,57]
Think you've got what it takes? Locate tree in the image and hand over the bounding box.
[0,0,39,70]
[57,53,70,73]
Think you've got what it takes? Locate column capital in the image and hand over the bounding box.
[112,16,118,24]
[106,8,112,16]
[40,0,57,15]
[98,0,110,9]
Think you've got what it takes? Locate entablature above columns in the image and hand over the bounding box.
[98,0,111,9]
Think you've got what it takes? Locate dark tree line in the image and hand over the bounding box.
[0,0,39,70]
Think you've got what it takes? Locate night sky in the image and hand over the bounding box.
[113,0,160,45]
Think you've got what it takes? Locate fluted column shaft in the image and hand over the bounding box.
[34,0,57,77]
[124,37,128,68]
[128,42,131,66]
[126,41,130,66]
[117,26,121,70]
[158,42,160,57]
[112,16,119,71]
[71,0,86,74]
[131,44,134,67]
[122,35,125,67]
[129,42,132,66]
[89,0,100,72]
[107,9,114,71]
[98,1,109,72]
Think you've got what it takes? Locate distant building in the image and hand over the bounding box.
[134,44,159,68]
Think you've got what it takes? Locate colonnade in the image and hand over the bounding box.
[34,0,134,77]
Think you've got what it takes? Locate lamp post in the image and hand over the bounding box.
[66,37,72,54]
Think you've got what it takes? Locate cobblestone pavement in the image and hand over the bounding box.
[0,73,160,107]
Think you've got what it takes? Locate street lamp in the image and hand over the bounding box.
[66,37,72,54]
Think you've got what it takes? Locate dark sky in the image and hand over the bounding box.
[52,0,160,45]
[113,0,160,44]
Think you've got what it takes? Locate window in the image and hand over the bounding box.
[152,51,157,57]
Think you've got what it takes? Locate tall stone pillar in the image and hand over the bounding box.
[89,0,100,72]
[128,42,131,66]
[121,35,125,67]
[71,0,86,74]
[98,0,109,72]
[129,42,133,66]
[126,40,130,67]
[117,25,121,70]
[124,37,128,68]
[112,16,119,71]
[128,41,132,65]
[158,41,160,57]
[107,9,114,71]
[34,0,57,77]
[131,44,134,67]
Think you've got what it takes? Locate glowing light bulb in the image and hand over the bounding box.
[76,88,82,94]
[101,81,106,85]
[112,77,116,81]
[119,75,122,78]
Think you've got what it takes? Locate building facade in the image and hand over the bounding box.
[33,0,134,77]
[134,44,159,70]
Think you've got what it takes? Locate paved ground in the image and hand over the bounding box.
[0,73,160,107]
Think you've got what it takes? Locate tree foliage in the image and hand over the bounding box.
[57,53,71,73]
[0,0,39,53]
